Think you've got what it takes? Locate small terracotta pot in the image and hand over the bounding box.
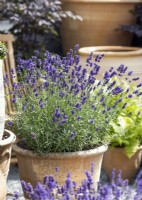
[102,146,142,181]
[0,129,16,200]
[13,144,108,188]
[78,46,142,81]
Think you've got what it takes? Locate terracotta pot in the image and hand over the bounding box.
[0,59,5,140]
[78,46,142,81]
[61,0,141,54]
[0,129,16,200]
[13,144,108,188]
[102,146,142,181]
[0,170,6,200]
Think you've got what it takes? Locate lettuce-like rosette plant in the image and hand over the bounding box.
[5,45,142,154]
[110,81,142,157]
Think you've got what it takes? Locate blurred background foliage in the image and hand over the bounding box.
[0,0,82,59]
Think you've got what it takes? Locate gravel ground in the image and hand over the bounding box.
[7,165,24,200]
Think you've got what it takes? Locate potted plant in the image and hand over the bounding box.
[0,0,81,58]
[0,42,16,200]
[5,45,140,189]
[119,3,142,47]
[103,80,142,181]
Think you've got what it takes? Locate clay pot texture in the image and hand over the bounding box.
[0,170,6,200]
[0,129,16,200]
[13,144,108,188]
[0,59,5,140]
[61,0,141,54]
[78,46,142,81]
[102,147,142,181]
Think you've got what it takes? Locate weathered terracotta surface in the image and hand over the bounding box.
[0,59,5,140]
[0,130,16,200]
[0,170,6,200]
[102,147,142,181]
[13,145,108,188]
[61,0,141,54]
[79,46,142,81]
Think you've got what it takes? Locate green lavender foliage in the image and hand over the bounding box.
[0,42,7,60]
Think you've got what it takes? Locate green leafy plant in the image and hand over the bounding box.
[0,0,82,58]
[110,80,142,157]
[5,46,142,154]
[0,42,7,60]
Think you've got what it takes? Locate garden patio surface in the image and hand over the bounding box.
[6,164,138,200]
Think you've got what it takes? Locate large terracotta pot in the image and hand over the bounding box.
[13,144,108,188]
[102,146,142,181]
[78,46,142,81]
[0,59,5,140]
[0,129,16,200]
[61,0,141,54]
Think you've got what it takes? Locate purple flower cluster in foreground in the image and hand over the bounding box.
[13,169,142,200]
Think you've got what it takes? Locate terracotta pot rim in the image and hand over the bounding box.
[62,0,141,3]
[0,129,16,146]
[108,146,142,150]
[78,46,142,57]
[13,144,108,158]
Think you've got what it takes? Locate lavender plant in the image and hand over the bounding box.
[5,45,142,154]
[12,168,142,200]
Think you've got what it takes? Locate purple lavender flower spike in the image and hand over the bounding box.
[133,77,139,81]
[107,81,116,90]
[12,98,16,104]
[21,180,28,192]
[70,132,76,140]
[128,71,133,76]
[54,107,61,118]
[109,67,114,72]
[95,54,104,62]
[100,95,104,102]
[74,44,79,52]
[110,71,117,78]
[112,86,123,95]
[7,121,12,126]
[137,82,142,88]
[58,119,66,126]
[103,71,110,80]
[71,110,75,115]
[122,103,127,109]
[128,94,133,98]
[75,102,81,109]
[76,116,81,121]
[13,192,19,199]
